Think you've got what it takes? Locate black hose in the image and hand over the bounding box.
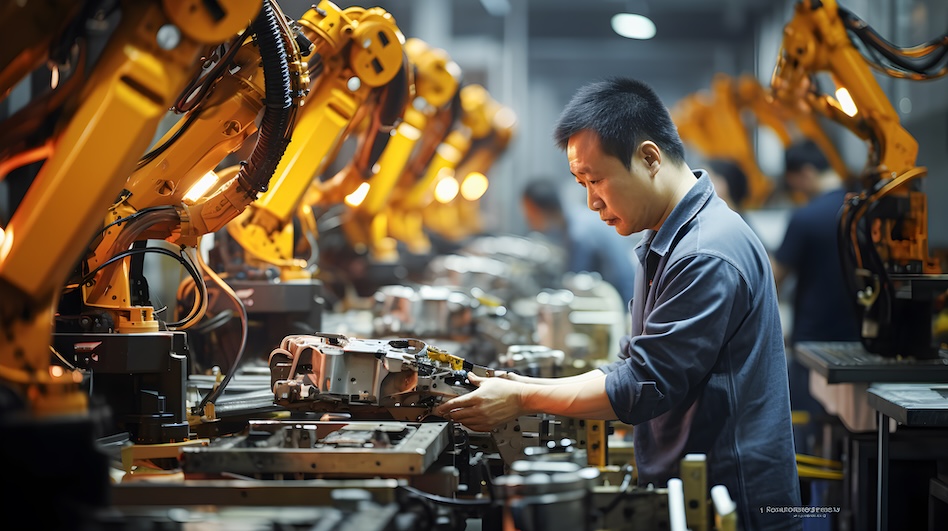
[237,0,294,199]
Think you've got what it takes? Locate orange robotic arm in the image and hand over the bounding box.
[341,37,463,262]
[223,1,407,277]
[771,0,947,355]
[0,0,260,417]
[75,0,301,335]
[423,84,517,242]
[672,74,775,208]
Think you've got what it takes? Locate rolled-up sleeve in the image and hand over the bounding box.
[605,253,747,425]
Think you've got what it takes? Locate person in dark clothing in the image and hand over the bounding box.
[772,139,861,453]
[773,140,860,344]
[436,77,801,531]
[521,177,636,303]
[707,159,749,212]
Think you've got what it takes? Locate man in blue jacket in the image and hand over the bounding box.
[436,77,802,530]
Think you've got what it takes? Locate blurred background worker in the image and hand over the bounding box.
[521,177,636,303]
[771,139,861,472]
[707,159,750,213]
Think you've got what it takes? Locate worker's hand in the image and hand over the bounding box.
[492,370,527,383]
[434,373,524,432]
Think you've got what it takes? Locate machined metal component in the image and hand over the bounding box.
[498,345,565,379]
[372,284,476,338]
[269,333,471,415]
[182,420,450,478]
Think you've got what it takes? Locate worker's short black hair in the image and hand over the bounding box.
[784,139,830,173]
[552,77,686,169]
[522,178,563,214]
[708,159,749,206]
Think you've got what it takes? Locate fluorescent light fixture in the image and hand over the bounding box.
[835,87,858,117]
[611,13,656,40]
[345,182,370,207]
[183,170,219,203]
[434,175,459,204]
[460,172,489,201]
[479,0,510,17]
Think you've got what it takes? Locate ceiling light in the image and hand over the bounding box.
[611,13,656,40]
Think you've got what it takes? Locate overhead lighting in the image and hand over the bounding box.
[479,0,510,17]
[611,13,656,40]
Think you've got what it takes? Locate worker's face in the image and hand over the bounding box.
[785,165,818,199]
[567,130,657,236]
[522,198,546,232]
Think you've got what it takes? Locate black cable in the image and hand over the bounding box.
[397,485,492,508]
[174,31,251,114]
[71,245,205,328]
[165,248,206,329]
[598,464,636,516]
[92,205,178,242]
[840,7,948,77]
[193,265,248,412]
[77,246,185,290]
[235,0,295,198]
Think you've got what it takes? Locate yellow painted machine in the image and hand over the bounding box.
[49,0,305,443]
[672,72,847,208]
[771,0,947,356]
[222,0,409,281]
[182,2,409,380]
[420,83,517,243]
[0,0,263,522]
[340,37,463,263]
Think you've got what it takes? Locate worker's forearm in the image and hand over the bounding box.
[506,369,604,386]
[520,373,617,420]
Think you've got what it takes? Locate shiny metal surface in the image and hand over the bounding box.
[181,420,450,477]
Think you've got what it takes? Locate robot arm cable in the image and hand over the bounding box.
[193,248,249,414]
[839,6,948,78]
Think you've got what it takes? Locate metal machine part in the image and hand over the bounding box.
[269,333,474,418]
[52,331,190,443]
[181,420,450,478]
[497,345,565,379]
[492,460,674,531]
[372,284,477,338]
[536,273,627,370]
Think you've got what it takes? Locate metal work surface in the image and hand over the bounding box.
[111,478,403,506]
[182,420,450,477]
[867,383,948,426]
[794,342,948,383]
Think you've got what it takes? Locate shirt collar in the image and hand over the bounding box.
[635,169,713,259]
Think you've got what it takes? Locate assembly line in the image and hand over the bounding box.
[1,1,947,530]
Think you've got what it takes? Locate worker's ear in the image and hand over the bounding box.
[640,141,661,176]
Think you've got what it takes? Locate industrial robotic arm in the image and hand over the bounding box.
[0,0,261,418]
[771,0,948,356]
[0,0,262,519]
[340,37,463,262]
[422,83,517,242]
[222,1,408,280]
[672,73,847,208]
[71,0,304,337]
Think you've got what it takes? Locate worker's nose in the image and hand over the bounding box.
[587,189,603,212]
